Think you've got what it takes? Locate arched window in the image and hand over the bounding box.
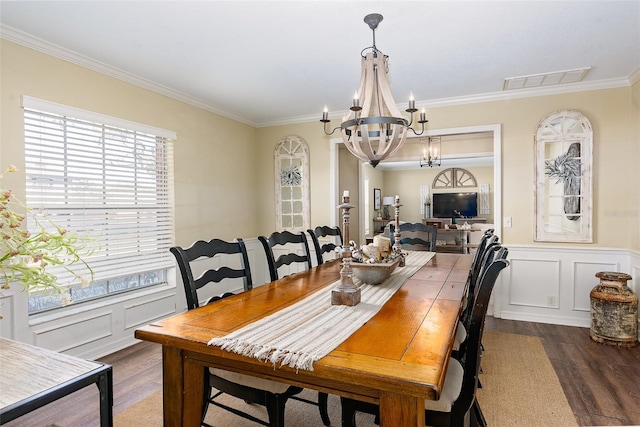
[433,167,477,189]
[275,135,310,231]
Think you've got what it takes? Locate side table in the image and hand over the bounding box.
[0,337,113,426]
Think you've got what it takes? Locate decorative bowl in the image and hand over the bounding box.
[351,257,402,285]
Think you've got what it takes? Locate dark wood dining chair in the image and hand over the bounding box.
[467,230,497,286]
[170,238,311,427]
[389,222,437,251]
[453,232,500,352]
[308,225,343,265]
[258,230,313,281]
[257,230,331,425]
[340,258,510,427]
[453,244,508,359]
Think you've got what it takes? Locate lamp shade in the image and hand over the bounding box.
[382,196,395,206]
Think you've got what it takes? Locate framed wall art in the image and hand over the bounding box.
[534,109,593,242]
[374,188,381,210]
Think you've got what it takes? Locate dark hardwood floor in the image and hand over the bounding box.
[3,317,639,426]
[484,318,640,426]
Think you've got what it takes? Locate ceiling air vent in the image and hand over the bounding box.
[503,67,591,90]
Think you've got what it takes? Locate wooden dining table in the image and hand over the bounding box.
[135,252,472,426]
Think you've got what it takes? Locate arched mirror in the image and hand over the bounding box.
[275,135,310,231]
[534,109,593,242]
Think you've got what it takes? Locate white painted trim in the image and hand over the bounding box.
[3,238,637,357]
[1,25,254,127]
[22,95,177,139]
[3,24,635,129]
[496,245,638,331]
[329,124,503,264]
[499,310,591,328]
[263,76,633,127]
[329,137,341,228]
[630,66,640,85]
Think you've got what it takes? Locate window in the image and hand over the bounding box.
[22,97,175,313]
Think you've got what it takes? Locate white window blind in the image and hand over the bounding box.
[22,98,175,310]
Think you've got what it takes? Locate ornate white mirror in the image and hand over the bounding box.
[534,109,593,242]
[275,135,310,231]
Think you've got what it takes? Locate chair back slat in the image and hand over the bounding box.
[308,226,343,265]
[259,231,313,281]
[468,232,499,285]
[389,222,437,252]
[170,237,252,310]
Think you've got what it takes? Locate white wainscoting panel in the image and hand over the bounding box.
[0,292,16,339]
[3,238,636,359]
[631,251,640,295]
[573,260,619,312]
[33,311,113,353]
[508,258,560,308]
[124,293,176,330]
[497,245,636,328]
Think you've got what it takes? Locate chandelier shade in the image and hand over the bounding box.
[321,13,427,168]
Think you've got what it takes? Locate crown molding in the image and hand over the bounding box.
[267,76,632,128]
[629,67,640,85]
[2,24,636,129]
[0,25,256,127]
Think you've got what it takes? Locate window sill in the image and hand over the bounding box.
[28,283,176,326]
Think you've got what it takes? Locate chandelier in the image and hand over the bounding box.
[321,13,428,168]
[419,137,441,168]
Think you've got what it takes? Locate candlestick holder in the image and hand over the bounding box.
[331,194,361,306]
[391,196,406,267]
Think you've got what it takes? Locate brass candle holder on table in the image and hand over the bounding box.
[331,191,361,306]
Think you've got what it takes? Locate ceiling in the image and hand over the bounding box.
[1,1,639,128]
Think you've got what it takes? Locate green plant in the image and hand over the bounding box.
[1,165,94,302]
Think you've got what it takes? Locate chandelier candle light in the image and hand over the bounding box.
[419,136,441,168]
[321,13,428,168]
[332,190,361,306]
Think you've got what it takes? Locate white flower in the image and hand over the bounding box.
[60,293,73,306]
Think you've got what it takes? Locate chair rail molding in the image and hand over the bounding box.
[496,245,639,328]
[2,239,636,358]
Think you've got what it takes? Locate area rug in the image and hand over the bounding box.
[113,331,577,426]
[476,332,578,427]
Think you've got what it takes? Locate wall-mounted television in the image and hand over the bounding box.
[432,192,478,218]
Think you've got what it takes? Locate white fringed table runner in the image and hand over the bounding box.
[208,251,435,371]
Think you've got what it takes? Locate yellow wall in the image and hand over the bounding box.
[260,89,637,249]
[3,40,638,250]
[253,122,337,235]
[423,90,636,247]
[383,166,494,225]
[1,40,258,246]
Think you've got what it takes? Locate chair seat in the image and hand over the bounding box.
[452,320,467,351]
[424,358,464,413]
[210,368,293,394]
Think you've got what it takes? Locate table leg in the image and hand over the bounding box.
[97,367,113,427]
[379,391,425,427]
[162,346,205,426]
[162,346,184,426]
[183,355,205,426]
